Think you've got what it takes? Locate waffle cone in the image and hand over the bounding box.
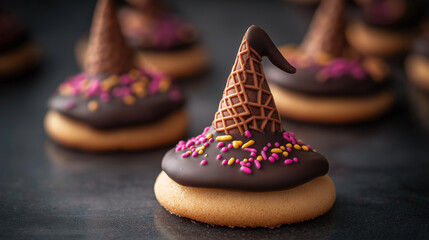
[84,0,134,76]
[300,0,345,58]
[212,26,295,135]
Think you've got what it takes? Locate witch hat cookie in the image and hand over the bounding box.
[155,26,336,227]
[0,9,41,80]
[267,0,394,124]
[45,0,187,152]
[75,0,209,79]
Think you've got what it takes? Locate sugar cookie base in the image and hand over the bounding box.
[44,109,187,151]
[270,85,394,124]
[154,171,336,228]
[75,37,209,79]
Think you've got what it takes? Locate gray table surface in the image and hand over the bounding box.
[1,0,429,239]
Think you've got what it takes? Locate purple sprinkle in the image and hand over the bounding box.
[244,148,257,153]
[284,159,293,165]
[200,160,207,166]
[245,130,252,138]
[261,151,267,160]
[240,166,252,174]
[254,160,261,169]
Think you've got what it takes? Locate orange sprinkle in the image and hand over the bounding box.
[243,158,248,163]
[286,143,292,148]
[228,158,235,165]
[302,145,309,151]
[257,156,263,161]
[271,148,282,153]
[294,144,302,150]
[88,101,99,112]
[129,69,140,80]
[123,95,136,105]
[241,140,255,149]
[280,146,285,150]
[283,152,289,157]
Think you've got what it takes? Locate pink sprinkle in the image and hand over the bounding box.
[263,146,268,152]
[100,92,110,102]
[192,151,198,157]
[307,145,311,149]
[240,166,252,174]
[240,161,246,166]
[268,156,275,163]
[203,126,210,134]
[209,138,214,142]
[120,74,134,85]
[275,142,280,147]
[249,158,254,162]
[178,140,185,145]
[222,160,227,165]
[250,152,256,157]
[293,157,299,162]
[221,147,228,152]
[195,141,201,145]
[236,159,240,164]
[272,153,279,160]
[228,144,233,149]
[244,148,257,153]
[200,137,207,143]
[182,152,190,158]
[284,159,293,165]
[204,142,209,147]
[217,154,222,160]
[87,80,100,96]
[217,142,225,148]
[287,147,292,152]
[190,146,195,151]
[254,160,261,169]
[245,130,252,138]
[185,141,194,148]
[246,162,251,167]
[267,143,272,147]
[261,151,267,160]
[200,160,207,166]
[170,88,182,101]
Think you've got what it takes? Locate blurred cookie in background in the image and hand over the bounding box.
[346,0,426,57]
[0,9,41,80]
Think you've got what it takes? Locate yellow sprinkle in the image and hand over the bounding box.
[123,95,136,105]
[228,158,235,165]
[294,144,302,150]
[241,140,255,149]
[243,158,248,163]
[271,148,283,153]
[204,154,208,157]
[313,149,317,152]
[283,152,289,157]
[187,151,192,154]
[280,146,285,150]
[206,133,212,139]
[88,101,99,112]
[216,135,233,141]
[131,81,146,97]
[232,140,242,149]
[198,150,203,155]
[286,143,292,148]
[257,156,263,161]
[302,145,309,151]
[159,77,171,92]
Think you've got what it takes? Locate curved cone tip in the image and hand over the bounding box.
[84,0,134,76]
[212,25,286,135]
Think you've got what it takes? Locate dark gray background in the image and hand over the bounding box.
[1,0,429,239]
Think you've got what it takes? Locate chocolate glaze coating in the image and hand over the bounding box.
[162,127,329,192]
[267,61,390,97]
[48,91,185,129]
